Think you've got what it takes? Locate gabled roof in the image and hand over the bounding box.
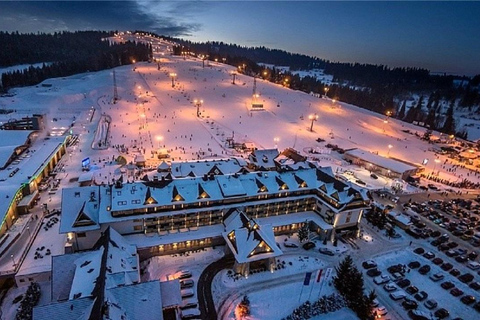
[222,210,282,263]
[73,202,96,227]
[275,176,289,190]
[144,187,158,205]
[255,178,268,193]
[197,184,210,199]
[172,185,185,202]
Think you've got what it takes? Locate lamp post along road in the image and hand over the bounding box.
[231,72,236,85]
[170,73,177,88]
[194,99,203,117]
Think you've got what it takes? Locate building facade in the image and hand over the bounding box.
[60,165,370,257]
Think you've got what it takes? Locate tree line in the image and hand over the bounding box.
[0,31,152,90]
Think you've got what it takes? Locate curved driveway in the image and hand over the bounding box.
[197,255,235,320]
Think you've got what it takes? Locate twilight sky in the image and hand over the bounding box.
[1,1,479,76]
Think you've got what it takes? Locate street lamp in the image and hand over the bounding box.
[324,87,329,98]
[27,226,31,237]
[194,99,203,117]
[274,137,280,149]
[433,158,441,174]
[10,254,16,267]
[309,114,319,132]
[170,73,177,88]
[387,144,393,156]
[156,136,163,148]
[231,71,237,85]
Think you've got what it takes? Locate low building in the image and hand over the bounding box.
[33,227,176,320]
[344,148,420,180]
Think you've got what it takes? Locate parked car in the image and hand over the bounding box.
[424,299,438,309]
[406,285,419,295]
[390,290,407,301]
[374,275,391,285]
[362,260,377,269]
[402,297,418,310]
[408,261,421,269]
[414,291,428,301]
[441,262,453,271]
[376,306,388,316]
[468,251,479,261]
[396,278,411,288]
[384,283,398,292]
[432,257,444,265]
[441,281,455,290]
[177,270,192,280]
[413,247,425,254]
[367,268,382,277]
[458,273,474,283]
[429,272,445,282]
[456,255,469,263]
[423,252,435,259]
[283,242,298,248]
[370,173,378,179]
[450,288,464,297]
[434,308,450,319]
[180,279,194,289]
[318,248,335,256]
[461,295,476,305]
[450,269,461,277]
[469,281,480,291]
[302,242,315,250]
[418,265,431,275]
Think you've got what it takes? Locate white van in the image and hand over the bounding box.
[468,261,480,270]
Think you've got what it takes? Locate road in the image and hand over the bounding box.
[197,255,235,320]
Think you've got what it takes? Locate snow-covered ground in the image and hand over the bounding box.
[1,33,480,320]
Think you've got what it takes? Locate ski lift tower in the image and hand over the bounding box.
[251,77,264,111]
[112,70,119,104]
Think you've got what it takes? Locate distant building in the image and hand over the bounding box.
[0,114,45,131]
[344,148,420,180]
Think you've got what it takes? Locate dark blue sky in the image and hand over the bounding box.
[1,1,479,76]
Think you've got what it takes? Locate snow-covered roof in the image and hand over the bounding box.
[248,149,279,170]
[33,298,95,320]
[69,248,104,300]
[60,166,369,233]
[59,186,100,234]
[107,281,163,320]
[160,280,182,308]
[345,148,418,173]
[170,157,244,178]
[0,130,33,168]
[37,227,141,319]
[222,209,282,264]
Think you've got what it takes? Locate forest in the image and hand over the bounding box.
[0,31,152,90]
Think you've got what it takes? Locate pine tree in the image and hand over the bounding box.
[442,100,456,134]
[297,221,309,243]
